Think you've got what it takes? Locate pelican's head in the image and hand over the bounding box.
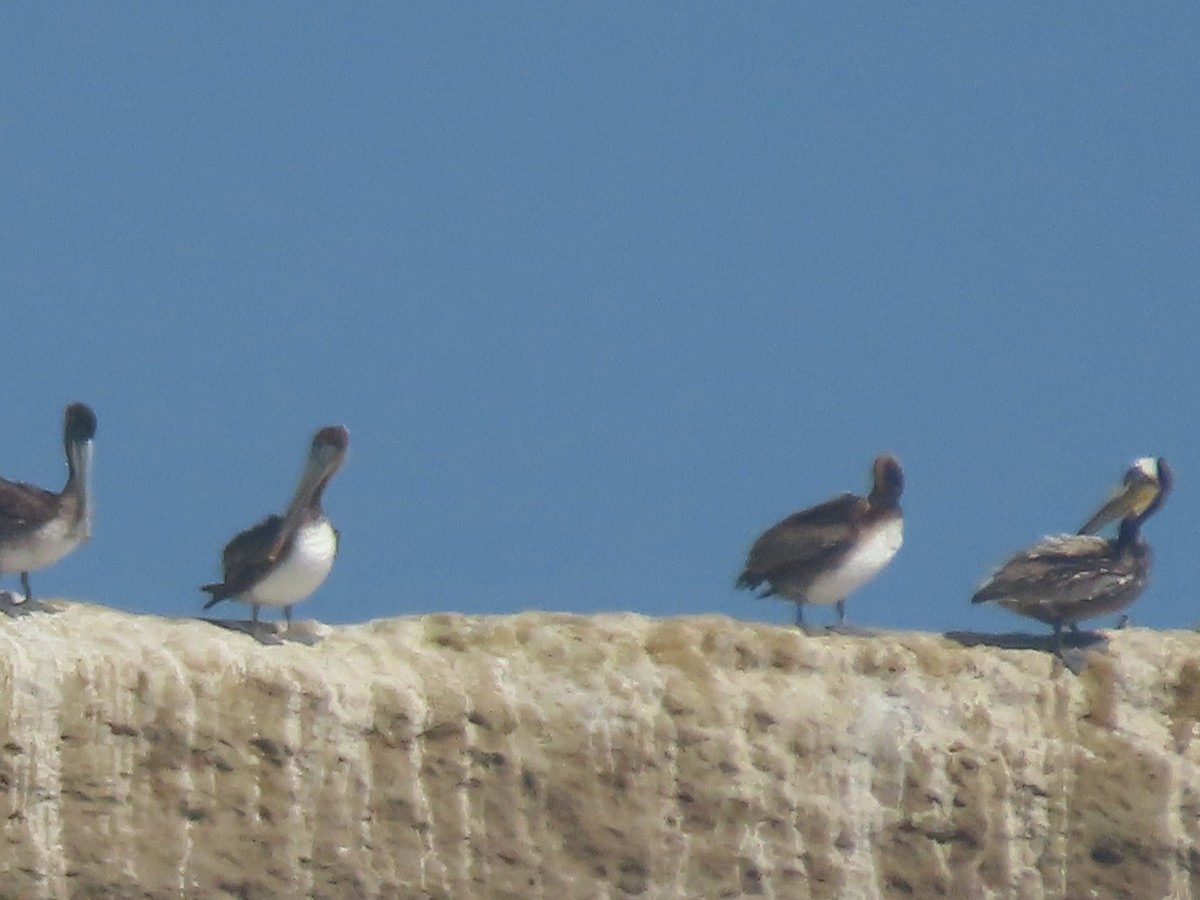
[63,402,97,538]
[294,425,349,509]
[310,425,349,472]
[64,403,98,445]
[1078,456,1171,535]
[869,455,904,506]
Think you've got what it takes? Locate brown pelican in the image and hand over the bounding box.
[202,425,348,630]
[0,403,96,602]
[971,457,1171,651]
[736,455,904,629]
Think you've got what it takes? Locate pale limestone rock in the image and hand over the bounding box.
[0,603,1198,899]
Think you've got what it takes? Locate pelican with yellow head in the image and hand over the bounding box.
[1077,456,1166,535]
[971,457,1171,651]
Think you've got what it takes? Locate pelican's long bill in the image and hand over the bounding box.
[1078,457,1165,535]
[71,438,95,542]
[267,426,349,562]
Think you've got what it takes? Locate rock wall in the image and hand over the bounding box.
[0,603,1198,899]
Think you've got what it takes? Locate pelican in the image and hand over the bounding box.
[736,455,904,629]
[0,403,96,602]
[202,425,348,630]
[971,457,1171,650]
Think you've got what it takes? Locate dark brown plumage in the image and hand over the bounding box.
[204,513,312,603]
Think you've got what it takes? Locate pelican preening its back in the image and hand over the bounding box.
[971,456,1172,650]
[736,455,904,629]
[0,403,97,602]
[202,425,349,629]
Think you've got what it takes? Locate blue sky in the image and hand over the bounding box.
[1,6,1197,634]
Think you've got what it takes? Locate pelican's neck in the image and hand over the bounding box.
[868,484,900,511]
[286,462,331,520]
[266,427,345,561]
[63,438,93,533]
[1115,517,1140,549]
[268,457,334,561]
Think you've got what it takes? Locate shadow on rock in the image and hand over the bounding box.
[944,629,1110,673]
[0,593,62,618]
[943,629,1109,652]
[198,617,325,646]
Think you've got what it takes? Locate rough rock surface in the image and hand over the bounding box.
[0,602,1198,899]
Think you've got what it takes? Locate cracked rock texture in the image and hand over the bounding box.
[1,603,1199,899]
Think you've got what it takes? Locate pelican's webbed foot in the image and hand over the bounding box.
[0,591,57,617]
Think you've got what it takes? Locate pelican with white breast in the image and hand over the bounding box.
[202,425,348,631]
[736,455,904,630]
[0,403,97,603]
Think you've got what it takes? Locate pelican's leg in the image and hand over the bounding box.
[251,604,260,630]
[795,603,805,629]
[1052,621,1063,655]
[284,605,293,632]
[20,572,32,603]
[836,599,846,625]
